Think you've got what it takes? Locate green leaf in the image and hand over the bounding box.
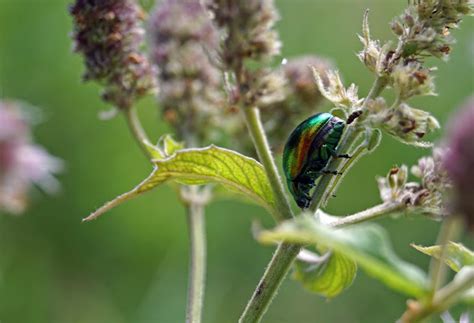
[161,134,184,156]
[412,242,474,272]
[84,145,277,221]
[144,140,165,160]
[144,134,184,160]
[293,250,357,298]
[259,215,428,297]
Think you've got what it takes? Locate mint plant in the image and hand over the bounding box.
[70,0,473,322]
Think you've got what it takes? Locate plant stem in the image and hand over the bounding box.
[183,186,208,323]
[431,268,474,312]
[239,243,301,323]
[323,135,368,203]
[400,266,474,323]
[124,106,152,159]
[239,106,298,322]
[428,216,461,295]
[325,201,404,227]
[242,106,294,221]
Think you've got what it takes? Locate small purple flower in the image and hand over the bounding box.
[0,101,62,214]
[443,96,474,230]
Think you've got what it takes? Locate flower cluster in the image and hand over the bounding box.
[443,96,474,230]
[70,0,156,109]
[392,0,473,60]
[343,1,474,148]
[390,62,435,100]
[377,147,451,218]
[149,0,223,144]
[207,0,281,67]
[365,98,440,147]
[0,101,62,214]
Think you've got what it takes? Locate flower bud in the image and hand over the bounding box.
[390,20,404,36]
[403,13,415,27]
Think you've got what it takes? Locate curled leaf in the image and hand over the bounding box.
[259,215,428,297]
[293,250,357,298]
[412,242,474,272]
[161,134,184,156]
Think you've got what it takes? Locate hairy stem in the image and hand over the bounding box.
[242,106,294,221]
[183,187,208,323]
[325,201,404,227]
[124,107,152,159]
[400,266,474,323]
[239,106,297,321]
[239,243,301,323]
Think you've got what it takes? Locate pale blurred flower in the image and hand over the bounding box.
[149,0,223,144]
[207,0,281,67]
[242,68,286,108]
[283,56,331,107]
[0,101,62,214]
[443,96,474,230]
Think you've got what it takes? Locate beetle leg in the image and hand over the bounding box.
[323,144,351,159]
[292,179,312,209]
[337,153,351,159]
[321,169,343,176]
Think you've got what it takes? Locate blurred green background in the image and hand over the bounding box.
[0,1,473,322]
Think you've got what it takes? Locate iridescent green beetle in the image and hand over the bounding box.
[282,112,350,208]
